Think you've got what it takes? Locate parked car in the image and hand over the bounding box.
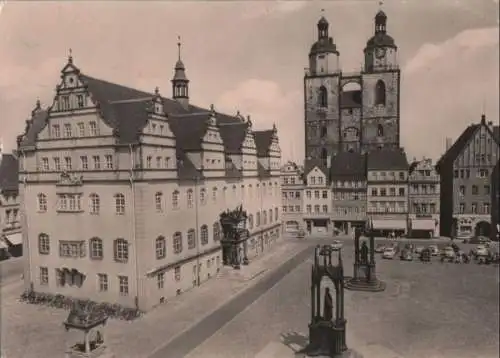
[428,245,439,256]
[441,246,455,258]
[414,246,425,254]
[375,244,386,253]
[331,240,342,251]
[400,249,413,261]
[474,245,489,257]
[463,236,490,244]
[383,247,397,259]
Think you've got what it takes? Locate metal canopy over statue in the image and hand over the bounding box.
[219,205,250,269]
[300,245,362,357]
[345,220,386,292]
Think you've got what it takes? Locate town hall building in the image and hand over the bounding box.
[17,46,282,311]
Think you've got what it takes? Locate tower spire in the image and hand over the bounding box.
[68,48,73,64]
[177,36,181,61]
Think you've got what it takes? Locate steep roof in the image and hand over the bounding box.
[366,148,408,170]
[254,130,274,157]
[0,154,19,192]
[304,158,328,177]
[330,152,366,180]
[436,124,479,171]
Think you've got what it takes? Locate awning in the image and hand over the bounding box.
[0,240,8,250]
[411,219,435,231]
[372,220,407,230]
[5,233,22,246]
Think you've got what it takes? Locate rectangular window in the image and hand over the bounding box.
[389,187,396,196]
[306,191,311,199]
[40,267,49,285]
[314,191,320,199]
[157,273,165,289]
[483,203,490,214]
[64,157,72,170]
[93,156,101,170]
[77,122,85,136]
[80,156,88,170]
[174,266,181,282]
[64,123,72,137]
[89,121,98,136]
[471,203,477,214]
[146,156,152,169]
[77,95,84,108]
[380,188,387,197]
[322,205,328,213]
[42,157,49,171]
[59,241,85,258]
[98,274,108,292]
[306,205,312,213]
[105,155,113,169]
[322,190,328,198]
[459,186,465,196]
[484,185,490,195]
[371,188,378,196]
[119,276,129,296]
[398,188,405,196]
[472,185,478,195]
[54,157,61,171]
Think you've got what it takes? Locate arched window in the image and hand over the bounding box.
[114,193,125,214]
[319,86,328,107]
[275,207,279,221]
[263,211,268,225]
[213,222,221,241]
[187,229,196,249]
[155,236,166,259]
[377,124,384,137]
[200,225,209,245]
[89,237,103,259]
[113,238,128,262]
[269,209,273,223]
[173,232,183,253]
[256,212,261,226]
[155,192,163,211]
[248,214,254,229]
[172,190,179,209]
[375,80,386,106]
[37,193,47,212]
[89,193,100,214]
[38,233,50,254]
[187,189,194,208]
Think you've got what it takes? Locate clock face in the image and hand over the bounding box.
[375,48,386,59]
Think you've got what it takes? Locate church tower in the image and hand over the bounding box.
[171,37,190,108]
[361,9,400,151]
[304,13,341,166]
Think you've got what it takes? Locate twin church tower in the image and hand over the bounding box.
[304,9,401,164]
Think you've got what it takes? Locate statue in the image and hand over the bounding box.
[323,287,333,321]
[360,242,369,265]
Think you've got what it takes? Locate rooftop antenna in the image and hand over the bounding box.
[177,36,181,61]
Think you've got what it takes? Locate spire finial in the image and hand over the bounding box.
[177,36,181,61]
[68,48,73,64]
[210,103,215,113]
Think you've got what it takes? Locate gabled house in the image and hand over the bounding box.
[303,159,331,235]
[436,114,499,238]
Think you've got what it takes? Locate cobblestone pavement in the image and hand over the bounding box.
[0,257,24,285]
[184,249,499,358]
[0,239,309,358]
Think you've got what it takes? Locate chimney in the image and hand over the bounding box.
[445,137,452,151]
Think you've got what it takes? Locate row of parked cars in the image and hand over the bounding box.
[376,240,499,264]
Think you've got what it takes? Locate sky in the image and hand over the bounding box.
[0,0,498,163]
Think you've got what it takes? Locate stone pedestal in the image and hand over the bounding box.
[345,263,386,292]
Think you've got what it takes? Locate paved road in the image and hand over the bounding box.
[184,246,499,358]
[0,257,24,285]
[148,245,315,358]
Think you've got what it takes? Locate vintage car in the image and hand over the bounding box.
[419,248,431,262]
[382,247,397,260]
[428,245,439,256]
[375,244,386,253]
[414,246,425,254]
[440,246,456,263]
[399,249,413,261]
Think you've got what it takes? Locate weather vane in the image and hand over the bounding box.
[177,36,181,61]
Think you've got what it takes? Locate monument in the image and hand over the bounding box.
[63,302,114,358]
[219,205,250,269]
[345,220,386,292]
[300,245,361,357]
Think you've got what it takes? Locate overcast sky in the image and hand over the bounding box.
[0,0,498,162]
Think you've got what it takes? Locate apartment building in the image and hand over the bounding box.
[18,51,281,311]
[0,149,22,258]
[330,152,367,235]
[281,162,305,233]
[437,115,499,238]
[408,158,440,238]
[302,160,331,235]
[366,148,409,236]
